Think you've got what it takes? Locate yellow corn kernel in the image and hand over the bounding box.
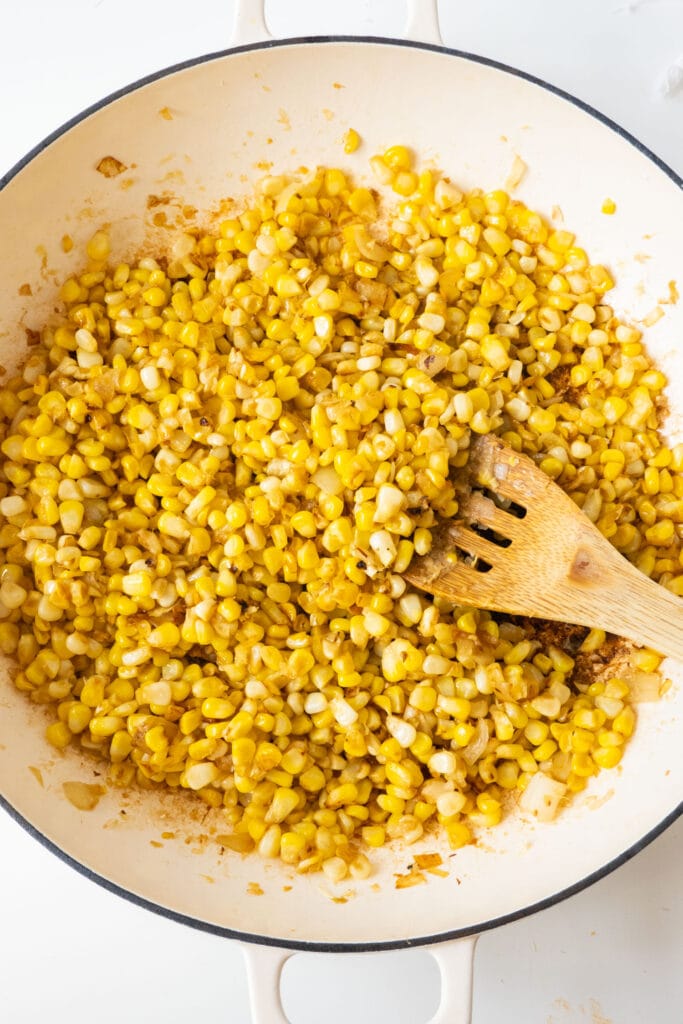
[613,706,635,737]
[343,128,361,154]
[148,622,181,649]
[67,703,92,735]
[593,746,622,769]
[361,825,386,848]
[46,721,72,750]
[456,611,478,634]
[446,821,472,849]
[90,715,123,738]
[632,649,661,673]
[266,788,300,824]
[383,145,412,170]
[290,511,317,538]
[202,698,235,720]
[232,738,256,769]
[300,766,326,792]
[570,752,597,777]
[110,730,133,763]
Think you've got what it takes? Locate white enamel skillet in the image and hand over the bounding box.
[0,2,681,1020]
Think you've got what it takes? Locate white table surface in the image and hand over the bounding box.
[1,3,681,1022]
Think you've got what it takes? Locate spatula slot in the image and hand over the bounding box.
[501,498,527,519]
[479,488,527,520]
[459,550,493,574]
[468,522,512,549]
[457,489,526,548]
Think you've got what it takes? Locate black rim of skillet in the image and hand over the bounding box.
[0,35,681,953]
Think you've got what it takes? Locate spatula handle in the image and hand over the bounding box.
[593,557,683,661]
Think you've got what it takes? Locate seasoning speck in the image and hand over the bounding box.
[96,156,127,178]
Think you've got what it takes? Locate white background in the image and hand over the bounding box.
[0,2,682,1022]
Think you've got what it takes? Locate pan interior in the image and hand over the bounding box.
[0,39,681,946]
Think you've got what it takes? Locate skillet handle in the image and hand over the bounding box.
[426,936,479,1024]
[229,0,443,48]
[404,0,444,46]
[230,0,272,46]
[242,943,292,1023]
[242,935,477,1023]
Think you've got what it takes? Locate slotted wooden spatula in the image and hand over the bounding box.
[405,433,683,661]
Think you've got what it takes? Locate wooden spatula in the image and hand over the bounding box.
[404,433,683,661]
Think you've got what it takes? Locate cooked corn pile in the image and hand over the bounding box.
[0,146,677,881]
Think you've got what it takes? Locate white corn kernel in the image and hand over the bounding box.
[369,530,397,567]
[373,483,405,523]
[386,715,417,748]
